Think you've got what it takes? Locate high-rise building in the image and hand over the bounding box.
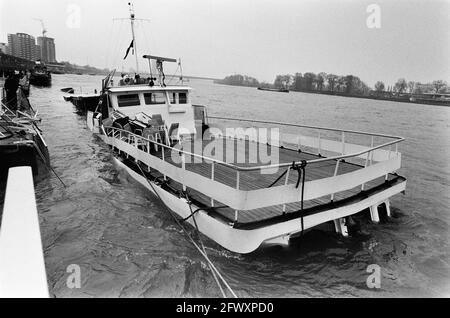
[7,33,38,61]
[37,36,56,63]
[0,43,7,54]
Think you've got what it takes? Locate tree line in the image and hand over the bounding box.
[274,73,371,96]
[216,72,448,97]
[374,79,448,95]
[214,74,260,87]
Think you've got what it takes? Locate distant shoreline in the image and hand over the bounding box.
[214,82,450,107]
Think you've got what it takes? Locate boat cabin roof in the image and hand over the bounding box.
[108,85,192,94]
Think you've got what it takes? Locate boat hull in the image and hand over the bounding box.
[112,152,406,254]
[0,133,49,179]
[30,74,51,87]
[64,95,100,114]
[257,87,289,93]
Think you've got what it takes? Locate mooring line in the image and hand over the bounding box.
[183,191,226,298]
[133,160,238,298]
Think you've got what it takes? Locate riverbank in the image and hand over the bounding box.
[290,88,450,107]
[215,82,450,107]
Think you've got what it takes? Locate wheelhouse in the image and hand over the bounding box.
[106,86,197,136]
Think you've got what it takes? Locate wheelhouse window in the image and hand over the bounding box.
[169,92,176,104]
[144,92,166,105]
[179,92,188,104]
[117,94,140,107]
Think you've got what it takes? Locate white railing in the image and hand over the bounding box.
[0,167,49,298]
[102,119,403,218]
[206,116,404,167]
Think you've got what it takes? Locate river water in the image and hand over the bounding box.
[29,74,450,297]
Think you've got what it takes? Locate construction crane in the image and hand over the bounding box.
[33,18,47,38]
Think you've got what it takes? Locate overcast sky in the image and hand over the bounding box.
[1,0,449,87]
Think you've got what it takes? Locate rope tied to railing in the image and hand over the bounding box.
[291,160,307,189]
[291,160,307,233]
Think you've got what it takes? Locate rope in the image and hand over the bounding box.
[266,168,288,188]
[132,161,238,298]
[183,191,226,298]
[291,160,307,233]
[166,63,182,86]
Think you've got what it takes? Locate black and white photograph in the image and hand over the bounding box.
[0,0,449,302]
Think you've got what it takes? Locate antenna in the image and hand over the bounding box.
[113,2,150,75]
[179,58,184,84]
[128,2,139,73]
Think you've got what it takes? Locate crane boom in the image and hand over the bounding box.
[33,18,47,37]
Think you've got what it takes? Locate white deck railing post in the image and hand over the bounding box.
[330,159,341,201]
[118,130,122,155]
[341,131,346,155]
[147,140,151,172]
[234,171,240,223]
[181,152,186,192]
[282,167,290,213]
[361,150,372,190]
[370,136,374,165]
[211,161,215,207]
[161,146,167,181]
[318,131,321,155]
[385,144,391,181]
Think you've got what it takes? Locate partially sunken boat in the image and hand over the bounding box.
[86,5,406,254]
[0,87,49,180]
[63,92,100,114]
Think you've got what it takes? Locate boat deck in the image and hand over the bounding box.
[121,137,397,226]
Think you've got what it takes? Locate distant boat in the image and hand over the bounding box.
[257,87,289,93]
[63,92,100,114]
[29,61,51,87]
[61,87,74,94]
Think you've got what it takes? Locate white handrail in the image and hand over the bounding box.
[207,116,404,140]
[107,135,402,211]
[104,125,403,173]
[0,167,49,298]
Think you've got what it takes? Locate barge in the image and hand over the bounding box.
[85,4,406,254]
[63,92,100,114]
[257,87,289,93]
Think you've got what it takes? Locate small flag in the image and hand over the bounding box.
[123,40,134,60]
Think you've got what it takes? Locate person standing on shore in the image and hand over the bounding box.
[19,70,30,97]
[4,71,19,112]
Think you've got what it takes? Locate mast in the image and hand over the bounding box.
[128,2,139,73]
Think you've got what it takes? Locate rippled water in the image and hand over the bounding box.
[29,74,450,297]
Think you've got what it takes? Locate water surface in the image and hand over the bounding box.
[30,74,450,297]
